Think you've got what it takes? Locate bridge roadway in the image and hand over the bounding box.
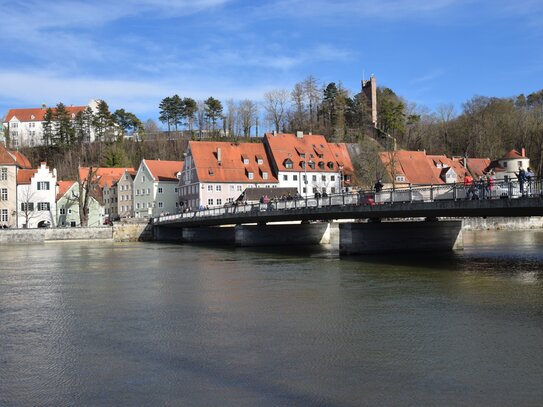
[155,193,543,228]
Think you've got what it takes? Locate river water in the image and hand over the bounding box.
[1,230,542,406]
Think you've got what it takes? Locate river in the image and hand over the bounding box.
[1,230,542,406]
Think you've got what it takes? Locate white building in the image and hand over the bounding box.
[134,159,183,218]
[489,149,531,181]
[263,132,354,197]
[16,162,57,228]
[178,141,279,210]
[2,100,100,147]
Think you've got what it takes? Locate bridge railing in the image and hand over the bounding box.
[154,177,542,224]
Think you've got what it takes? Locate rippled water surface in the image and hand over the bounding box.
[1,230,543,406]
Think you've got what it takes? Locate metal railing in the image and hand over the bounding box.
[155,177,543,224]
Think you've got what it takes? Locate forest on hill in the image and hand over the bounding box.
[13,76,543,187]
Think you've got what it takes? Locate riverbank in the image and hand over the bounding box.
[0,217,541,244]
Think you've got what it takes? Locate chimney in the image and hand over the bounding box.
[521,147,526,157]
[272,130,277,136]
[217,147,222,164]
[296,131,303,138]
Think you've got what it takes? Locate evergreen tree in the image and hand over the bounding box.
[182,97,197,134]
[54,103,75,146]
[204,97,223,135]
[42,108,54,146]
[93,100,115,142]
[159,96,174,136]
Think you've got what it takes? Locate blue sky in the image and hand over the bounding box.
[1,0,542,128]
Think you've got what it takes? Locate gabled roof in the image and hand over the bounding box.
[501,149,524,159]
[465,158,491,179]
[264,133,351,173]
[57,180,76,200]
[79,167,135,188]
[4,106,86,122]
[16,169,37,185]
[189,141,277,183]
[144,160,183,182]
[380,150,442,185]
[0,143,32,168]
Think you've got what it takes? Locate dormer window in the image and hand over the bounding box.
[208,168,214,176]
[318,161,325,169]
[284,158,293,169]
[300,161,306,169]
[256,155,264,165]
[262,171,268,180]
[308,161,315,170]
[327,161,334,169]
[396,175,405,182]
[247,171,254,180]
[242,154,249,164]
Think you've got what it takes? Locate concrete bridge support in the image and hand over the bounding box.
[153,226,184,242]
[182,226,235,244]
[339,220,463,255]
[235,222,331,247]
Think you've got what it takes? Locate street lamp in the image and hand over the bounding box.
[339,165,344,194]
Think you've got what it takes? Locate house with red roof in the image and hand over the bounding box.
[2,100,100,148]
[486,148,530,181]
[134,159,184,218]
[116,169,137,218]
[263,132,354,197]
[16,162,57,228]
[56,181,104,227]
[179,141,279,211]
[0,143,33,227]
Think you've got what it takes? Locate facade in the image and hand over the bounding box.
[56,181,104,227]
[488,149,530,181]
[179,141,279,210]
[263,132,354,197]
[16,162,57,228]
[116,170,136,218]
[2,100,99,148]
[0,143,32,227]
[134,160,183,218]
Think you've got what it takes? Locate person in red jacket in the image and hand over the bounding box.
[464,173,474,199]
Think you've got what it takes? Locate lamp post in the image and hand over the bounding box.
[339,165,344,194]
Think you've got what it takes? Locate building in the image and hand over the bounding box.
[16,162,57,228]
[2,100,100,147]
[487,149,530,181]
[0,143,32,227]
[134,159,183,218]
[116,169,136,218]
[263,132,354,197]
[179,141,278,210]
[56,181,104,227]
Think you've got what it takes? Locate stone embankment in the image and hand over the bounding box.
[462,216,543,230]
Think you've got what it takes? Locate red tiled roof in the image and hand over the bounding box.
[189,141,277,183]
[264,133,349,173]
[57,180,75,200]
[380,151,442,185]
[4,106,86,122]
[502,149,523,159]
[466,158,491,179]
[0,143,32,168]
[17,169,37,185]
[144,160,183,181]
[79,167,135,188]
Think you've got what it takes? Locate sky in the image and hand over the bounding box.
[1,0,542,128]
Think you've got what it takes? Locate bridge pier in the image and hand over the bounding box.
[235,223,331,247]
[182,226,235,244]
[339,220,463,255]
[153,226,184,242]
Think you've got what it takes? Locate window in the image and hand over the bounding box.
[37,181,50,190]
[283,174,288,181]
[331,175,335,181]
[29,122,35,128]
[293,175,298,181]
[331,187,336,194]
[257,158,263,165]
[37,202,50,211]
[312,175,317,181]
[303,187,307,193]
[262,172,268,180]
[208,198,214,205]
[11,122,18,128]
[136,203,141,209]
[229,185,235,192]
[21,202,34,211]
[208,185,213,191]
[227,197,233,203]
[303,175,307,182]
[284,159,293,169]
[70,221,77,227]
[217,198,222,205]
[174,187,179,193]
[248,172,254,180]
[237,185,242,191]
[147,188,150,195]
[322,175,326,181]
[396,175,405,182]
[136,189,140,196]
[0,188,7,200]
[158,187,163,194]
[1,209,7,222]
[0,168,7,180]
[142,175,146,182]
[318,162,325,169]
[158,202,164,208]
[216,185,221,191]
[243,158,249,164]
[60,208,66,215]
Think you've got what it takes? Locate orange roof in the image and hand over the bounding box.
[4,106,86,122]
[380,151,442,185]
[0,143,32,168]
[466,158,491,179]
[57,180,75,200]
[144,160,184,181]
[17,169,37,185]
[79,167,135,188]
[264,133,349,173]
[501,149,524,159]
[189,141,278,183]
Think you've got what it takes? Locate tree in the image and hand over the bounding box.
[239,99,258,137]
[204,97,223,135]
[78,166,98,227]
[17,188,39,228]
[303,75,321,132]
[113,109,143,140]
[183,97,197,134]
[263,89,290,133]
[291,82,306,131]
[42,108,54,146]
[93,100,115,142]
[159,96,173,135]
[53,103,76,146]
[225,99,238,137]
[74,107,94,144]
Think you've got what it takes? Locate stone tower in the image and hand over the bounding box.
[361,74,378,128]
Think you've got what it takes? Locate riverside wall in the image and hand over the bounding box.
[461,216,543,231]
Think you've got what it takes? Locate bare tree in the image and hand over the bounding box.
[196,100,207,139]
[239,99,258,137]
[17,188,39,228]
[225,99,238,138]
[303,75,321,132]
[77,166,99,227]
[263,89,290,133]
[291,82,306,131]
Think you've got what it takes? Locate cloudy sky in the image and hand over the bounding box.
[1,0,542,127]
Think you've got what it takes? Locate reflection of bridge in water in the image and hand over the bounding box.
[153,179,543,255]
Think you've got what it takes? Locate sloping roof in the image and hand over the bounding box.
[4,106,86,122]
[238,187,298,202]
[57,180,76,200]
[264,133,348,173]
[144,160,183,181]
[16,169,37,185]
[501,149,524,159]
[380,150,442,185]
[0,143,32,168]
[466,158,491,179]
[79,167,135,188]
[189,141,278,183]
